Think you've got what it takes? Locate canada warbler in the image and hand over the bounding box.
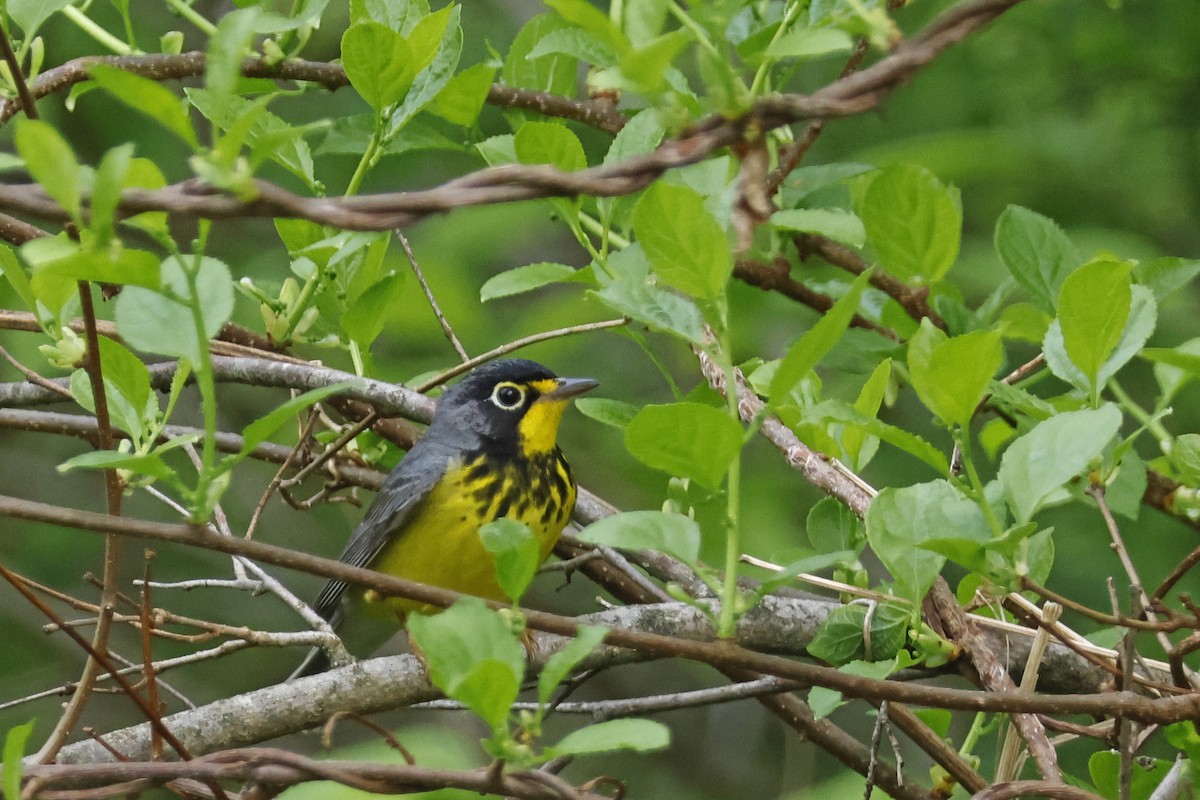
[291,358,597,677]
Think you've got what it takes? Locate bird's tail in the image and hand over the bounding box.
[288,646,332,680]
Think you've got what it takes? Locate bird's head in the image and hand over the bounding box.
[431,359,598,457]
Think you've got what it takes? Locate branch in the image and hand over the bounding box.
[0,0,1025,234]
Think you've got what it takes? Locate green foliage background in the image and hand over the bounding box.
[2,1,1200,798]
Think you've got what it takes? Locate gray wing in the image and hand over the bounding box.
[311,441,454,622]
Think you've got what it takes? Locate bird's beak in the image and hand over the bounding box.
[540,377,599,402]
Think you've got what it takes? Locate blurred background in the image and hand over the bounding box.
[1,0,1199,797]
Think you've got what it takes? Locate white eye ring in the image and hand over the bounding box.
[490,382,526,411]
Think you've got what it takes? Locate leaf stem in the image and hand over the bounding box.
[61,6,135,55]
[956,427,1004,537]
[163,0,217,37]
[716,322,743,639]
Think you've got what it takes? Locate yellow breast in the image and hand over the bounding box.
[361,450,575,617]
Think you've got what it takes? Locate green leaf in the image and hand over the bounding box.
[429,63,495,126]
[342,22,414,111]
[770,208,865,248]
[58,449,177,481]
[480,263,577,302]
[633,182,731,301]
[187,88,316,188]
[1134,257,1200,302]
[866,480,989,604]
[577,510,701,564]
[9,0,70,34]
[514,121,587,172]
[1089,751,1173,800]
[15,119,81,225]
[994,205,1080,313]
[807,496,864,554]
[479,519,540,603]
[807,602,910,666]
[1045,285,1156,393]
[236,383,353,459]
[575,397,639,429]
[543,0,628,53]
[528,27,619,67]
[551,719,670,757]
[115,256,234,362]
[89,144,134,244]
[538,624,608,707]
[350,0,427,30]
[804,400,952,476]
[406,597,526,734]
[625,402,743,489]
[998,404,1123,523]
[29,245,161,290]
[766,27,854,59]
[809,659,898,719]
[859,164,961,282]
[342,272,404,347]
[1056,259,1133,389]
[503,13,577,97]
[0,244,38,314]
[89,65,199,149]
[1172,434,1200,486]
[907,319,1002,428]
[769,271,871,401]
[2,720,35,800]
[592,279,706,345]
[384,6,462,137]
[842,358,891,470]
[206,8,260,97]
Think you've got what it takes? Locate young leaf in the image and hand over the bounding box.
[865,480,989,604]
[2,720,35,800]
[537,624,608,707]
[235,383,354,459]
[58,449,177,481]
[550,719,670,757]
[998,404,1122,523]
[577,510,701,565]
[15,120,82,225]
[406,597,526,734]
[994,205,1079,313]
[625,402,743,489]
[342,22,414,111]
[633,182,731,301]
[69,338,154,441]
[479,519,541,603]
[906,319,1002,428]
[89,65,199,149]
[859,164,961,282]
[1056,259,1133,388]
[769,270,871,401]
[842,358,891,470]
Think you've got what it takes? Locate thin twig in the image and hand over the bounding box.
[414,318,627,392]
[0,343,74,398]
[396,229,470,362]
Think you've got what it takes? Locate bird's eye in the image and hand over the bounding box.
[490,382,525,411]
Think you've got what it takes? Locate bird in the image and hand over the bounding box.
[290,358,598,678]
